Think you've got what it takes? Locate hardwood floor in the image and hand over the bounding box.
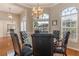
[67,48,79,56]
[0,36,79,56]
[0,36,13,56]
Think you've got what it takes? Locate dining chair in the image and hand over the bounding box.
[53,30,60,42]
[31,33,53,56]
[20,31,32,47]
[53,31,70,56]
[20,31,27,44]
[10,32,32,56]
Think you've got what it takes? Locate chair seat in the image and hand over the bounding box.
[21,46,32,56]
[54,47,64,53]
[24,50,32,56]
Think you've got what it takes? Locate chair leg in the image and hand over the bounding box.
[64,51,67,56]
[65,53,67,56]
[63,52,67,56]
[14,53,16,56]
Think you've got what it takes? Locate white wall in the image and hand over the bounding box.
[0,12,20,37]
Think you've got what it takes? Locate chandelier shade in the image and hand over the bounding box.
[8,14,13,19]
[32,5,43,18]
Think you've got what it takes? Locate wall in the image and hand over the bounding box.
[0,12,20,37]
[50,3,79,50]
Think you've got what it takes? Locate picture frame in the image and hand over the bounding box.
[52,20,57,26]
[7,24,15,32]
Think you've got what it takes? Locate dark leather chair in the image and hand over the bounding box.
[31,33,53,56]
[10,32,32,56]
[53,31,70,56]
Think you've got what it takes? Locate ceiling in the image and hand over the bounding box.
[0,3,24,14]
[17,3,57,8]
[0,3,57,14]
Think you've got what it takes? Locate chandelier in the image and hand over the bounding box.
[32,4,43,18]
[8,8,13,19]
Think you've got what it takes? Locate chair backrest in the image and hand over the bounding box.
[63,31,70,48]
[53,30,60,40]
[10,29,15,33]
[20,31,27,44]
[34,30,40,33]
[10,32,21,55]
[31,33,53,56]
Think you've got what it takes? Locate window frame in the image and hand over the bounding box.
[61,7,78,42]
[20,16,26,31]
[33,13,49,32]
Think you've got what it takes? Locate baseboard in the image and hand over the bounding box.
[68,47,79,51]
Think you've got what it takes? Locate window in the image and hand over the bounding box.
[33,13,49,32]
[21,16,26,31]
[61,7,78,42]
